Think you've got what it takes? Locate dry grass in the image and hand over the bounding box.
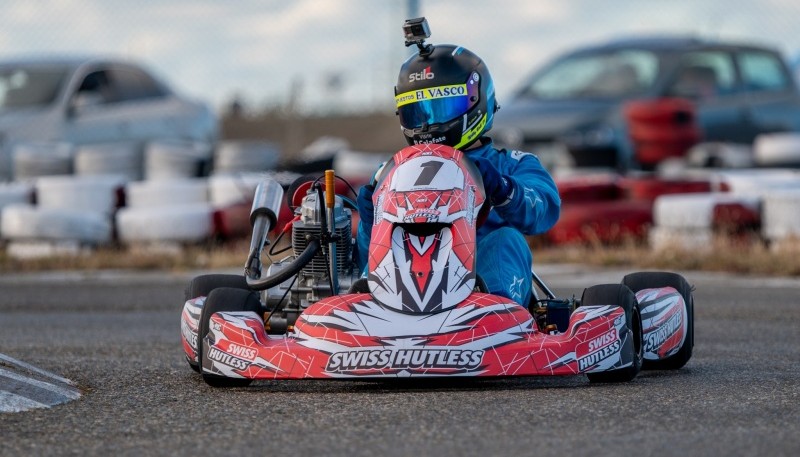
[1,235,799,277]
[533,235,800,277]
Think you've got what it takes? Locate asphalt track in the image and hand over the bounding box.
[0,265,798,456]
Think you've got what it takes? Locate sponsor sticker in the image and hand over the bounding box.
[180,319,197,350]
[644,312,682,354]
[208,347,250,371]
[395,84,468,107]
[576,329,620,371]
[326,348,484,373]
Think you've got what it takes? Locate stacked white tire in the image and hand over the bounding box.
[762,190,800,245]
[754,133,800,167]
[74,142,143,181]
[213,141,280,174]
[650,193,761,251]
[116,204,215,244]
[12,142,74,180]
[116,179,214,244]
[144,139,213,180]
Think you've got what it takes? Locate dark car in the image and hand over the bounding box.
[493,36,800,170]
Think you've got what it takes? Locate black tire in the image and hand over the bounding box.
[185,274,249,301]
[347,277,370,294]
[184,274,250,373]
[622,271,694,370]
[198,287,262,387]
[582,284,643,383]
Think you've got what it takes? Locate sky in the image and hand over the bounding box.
[2,0,800,115]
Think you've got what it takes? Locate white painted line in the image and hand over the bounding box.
[0,391,49,413]
[0,353,77,386]
[0,368,81,400]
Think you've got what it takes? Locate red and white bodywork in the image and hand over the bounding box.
[180,145,684,381]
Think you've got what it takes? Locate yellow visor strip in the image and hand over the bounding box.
[395,84,468,108]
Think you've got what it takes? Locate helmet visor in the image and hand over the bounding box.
[396,74,480,129]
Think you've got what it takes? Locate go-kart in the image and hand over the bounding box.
[180,144,694,387]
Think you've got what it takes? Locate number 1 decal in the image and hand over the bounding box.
[414,160,444,186]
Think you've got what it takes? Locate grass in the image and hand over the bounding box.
[1,234,799,277]
[533,235,800,277]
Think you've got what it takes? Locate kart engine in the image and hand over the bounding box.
[263,189,358,332]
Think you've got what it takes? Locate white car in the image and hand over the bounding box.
[0,56,218,178]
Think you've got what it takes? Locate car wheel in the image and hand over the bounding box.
[582,284,643,383]
[198,287,262,387]
[622,271,694,370]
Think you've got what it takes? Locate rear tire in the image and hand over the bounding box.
[582,284,643,383]
[198,287,262,387]
[622,271,694,370]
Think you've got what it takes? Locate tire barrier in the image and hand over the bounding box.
[12,142,74,181]
[332,150,392,188]
[754,133,800,167]
[686,142,754,169]
[710,169,800,195]
[0,204,112,244]
[212,202,252,240]
[208,173,268,207]
[650,193,764,251]
[209,171,299,232]
[213,141,280,175]
[74,142,143,181]
[762,190,800,242]
[653,193,761,230]
[555,173,623,204]
[547,200,653,245]
[35,175,126,214]
[125,179,209,208]
[115,203,214,243]
[0,182,34,209]
[619,173,713,201]
[283,136,348,174]
[144,139,213,181]
[624,98,702,168]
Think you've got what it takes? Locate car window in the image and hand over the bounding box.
[0,66,69,109]
[520,50,659,99]
[109,66,167,101]
[76,66,166,105]
[77,70,115,103]
[738,51,791,92]
[668,51,736,100]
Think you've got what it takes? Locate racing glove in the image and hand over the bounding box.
[357,183,375,226]
[473,157,513,206]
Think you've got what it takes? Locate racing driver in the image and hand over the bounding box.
[356,20,561,308]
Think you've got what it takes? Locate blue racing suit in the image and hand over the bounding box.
[356,138,561,307]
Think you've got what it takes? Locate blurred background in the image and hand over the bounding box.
[4,0,799,115]
[1,0,800,262]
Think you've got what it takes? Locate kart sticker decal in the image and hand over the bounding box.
[636,288,687,360]
[369,146,483,313]
[180,297,204,363]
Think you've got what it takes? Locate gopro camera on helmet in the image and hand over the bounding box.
[403,17,433,55]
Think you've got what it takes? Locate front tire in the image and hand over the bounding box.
[582,284,643,383]
[185,274,249,301]
[622,271,694,370]
[198,287,262,387]
[184,274,250,373]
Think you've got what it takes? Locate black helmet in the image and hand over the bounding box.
[395,44,498,150]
